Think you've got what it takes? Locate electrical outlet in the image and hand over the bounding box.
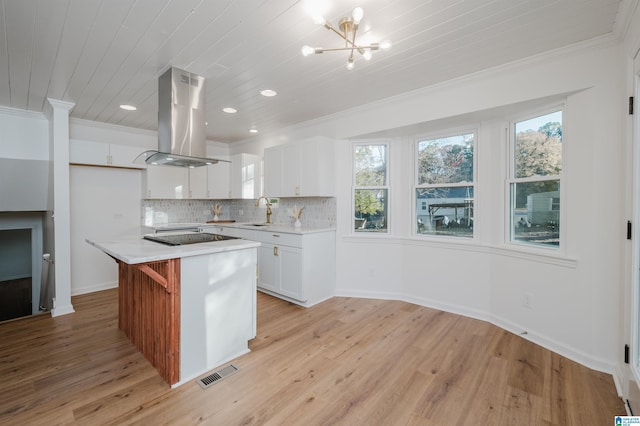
[522,292,533,309]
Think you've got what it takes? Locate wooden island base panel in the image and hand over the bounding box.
[118,258,181,385]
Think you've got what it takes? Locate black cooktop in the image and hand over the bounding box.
[143,233,238,246]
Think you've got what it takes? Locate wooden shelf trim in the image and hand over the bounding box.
[135,263,168,289]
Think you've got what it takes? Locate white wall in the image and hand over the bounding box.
[69,166,142,295]
[0,107,49,160]
[0,108,51,210]
[68,119,230,295]
[237,39,629,383]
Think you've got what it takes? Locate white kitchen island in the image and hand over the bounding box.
[87,233,260,387]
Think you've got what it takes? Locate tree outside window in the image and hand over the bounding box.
[510,110,562,246]
[354,144,388,232]
[415,133,475,238]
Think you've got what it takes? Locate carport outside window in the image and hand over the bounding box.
[415,132,475,238]
[509,110,562,247]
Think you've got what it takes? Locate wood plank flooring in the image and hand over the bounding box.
[0,289,625,425]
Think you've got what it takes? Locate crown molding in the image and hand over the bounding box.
[70,116,158,137]
[0,105,47,121]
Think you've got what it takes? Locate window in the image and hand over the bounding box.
[415,132,475,238]
[354,144,388,233]
[509,110,562,247]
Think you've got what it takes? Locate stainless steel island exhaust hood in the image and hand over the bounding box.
[136,67,228,168]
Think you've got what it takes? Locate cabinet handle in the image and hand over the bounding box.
[274,246,279,256]
[272,234,280,237]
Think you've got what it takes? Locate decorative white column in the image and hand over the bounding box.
[47,99,75,317]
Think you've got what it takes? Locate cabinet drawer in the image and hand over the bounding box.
[253,231,302,247]
[201,226,255,240]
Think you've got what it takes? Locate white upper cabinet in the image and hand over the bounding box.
[69,139,146,169]
[263,147,283,196]
[143,166,212,199]
[143,165,190,199]
[263,137,335,197]
[207,161,231,199]
[188,166,208,199]
[143,155,260,199]
[230,153,261,199]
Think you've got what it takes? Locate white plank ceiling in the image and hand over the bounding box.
[0,0,633,143]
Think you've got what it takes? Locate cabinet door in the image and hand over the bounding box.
[144,166,189,199]
[188,167,208,198]
[70,140,146,169]
[263,147,283,197]
[207,162,231,199]
[280,144,301,196]
[109,144,147,169]
[300,139,335,196]
[257,243,279,292]
[69,140,109,165]
[263,138,335,197]
[279,246,304,301]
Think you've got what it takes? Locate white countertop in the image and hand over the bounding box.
[87,233,261,264]
[199,222,335,235]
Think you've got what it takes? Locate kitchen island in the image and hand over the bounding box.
[87,233,260,387]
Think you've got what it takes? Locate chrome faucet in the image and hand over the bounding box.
[255,196,272,224]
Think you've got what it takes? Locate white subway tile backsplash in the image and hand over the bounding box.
[142,198,336,228]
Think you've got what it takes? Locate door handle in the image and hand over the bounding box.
[274,246,279,256]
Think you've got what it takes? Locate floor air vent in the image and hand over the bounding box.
[197,364,239,389]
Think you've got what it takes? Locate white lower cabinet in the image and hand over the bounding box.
[258,242,303,301]
[254,230,335,306]
[202,226,335,307]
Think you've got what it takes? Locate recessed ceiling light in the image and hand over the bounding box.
[260,89,277,97]
[249,128,259,134]
[222,107,237,113]
[120,104,137,111]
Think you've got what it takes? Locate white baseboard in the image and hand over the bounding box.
[71,281,117,296]
[490,313,616,376]
[51,304,75,317]
[335,287,616,376]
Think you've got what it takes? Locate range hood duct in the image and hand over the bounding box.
[136,67,228,168]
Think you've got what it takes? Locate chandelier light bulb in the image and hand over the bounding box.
[380,40,392,50]
[346,58,355,70]
[301,45,315,56]
[352,7,364,24]
[363,50,372,60]
[313,15,326,25]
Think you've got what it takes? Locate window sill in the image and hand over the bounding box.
[341,234,577,268]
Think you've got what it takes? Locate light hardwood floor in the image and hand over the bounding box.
[0,289,625,425]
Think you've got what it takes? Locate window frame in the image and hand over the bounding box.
[413,128,478,240]
[352,141,390,235]
[506,105,565,251]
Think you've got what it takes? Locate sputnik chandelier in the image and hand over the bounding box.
[301,6,391,70]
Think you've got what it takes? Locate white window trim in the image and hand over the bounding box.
[352,141,390,235]
[505,104,566,254]
[413,129,478,240]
